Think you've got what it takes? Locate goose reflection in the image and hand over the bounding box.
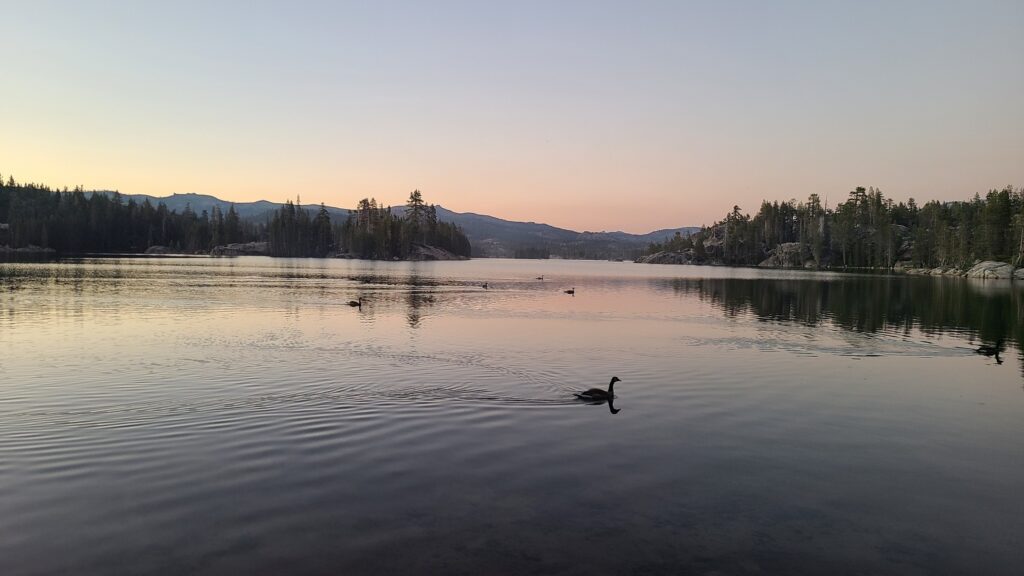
[575,394,620,415]
[606,396,621,414]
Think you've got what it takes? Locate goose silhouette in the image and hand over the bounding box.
[575,376,619,401]
[347,297,362,308]
[975,340,1005,364]
[564,287,575,296]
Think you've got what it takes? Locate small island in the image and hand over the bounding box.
[328,190,470,261]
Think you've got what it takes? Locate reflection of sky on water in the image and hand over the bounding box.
[1,257,1023,575]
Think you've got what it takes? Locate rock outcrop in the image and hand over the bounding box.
[894,226,914,262]
[758,242,806,268]
[900,260,1024,279]
[406,243,467,261]
[900,266,963,276]
[635,250,695,265]
[210,242,269,257]
[965,261,1014,279]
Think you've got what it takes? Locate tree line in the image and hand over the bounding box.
[269,190,471,259]
[0,174,470,259]
[0,175,254,253]
[644,186,1024,269]
[335,190,471,259]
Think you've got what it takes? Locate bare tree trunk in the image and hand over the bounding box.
[1017,218,1024,267]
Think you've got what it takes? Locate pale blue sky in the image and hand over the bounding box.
[2,0,1021,231]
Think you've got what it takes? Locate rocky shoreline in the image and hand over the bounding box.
[0,244,56,254]
[405,243,468,261]
[636,250,1023,280]
[201,241,466,261]
[635,250,701,265]
[208,242,269,257]
[332,243,466,261]
[636,244,819,269]
[897,260,1024,280]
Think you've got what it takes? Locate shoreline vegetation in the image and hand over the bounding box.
[4,173,1022,274]
[637,185,1024,278]
[0,175,470,261]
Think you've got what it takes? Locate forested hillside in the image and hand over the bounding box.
[642,186,1023,269]
[0,177,256,253]
[0,175,469,259]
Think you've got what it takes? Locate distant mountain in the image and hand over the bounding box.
[592,227,705,244]
[118,192,318,221]
[112,192,698,259]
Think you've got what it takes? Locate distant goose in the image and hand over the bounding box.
[564,287,575,296]
[347,297,363,308]
[575,376,620,401]
[481,282,489,289]
[536,276,544,280]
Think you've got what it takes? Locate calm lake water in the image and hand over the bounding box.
[2,257,1023,575]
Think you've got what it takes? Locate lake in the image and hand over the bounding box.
[2,257,1022,575]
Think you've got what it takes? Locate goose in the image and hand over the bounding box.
[481,282,489,289]
[347,297,363,308]
[975,340,1005,364]
[564,287,575,296]
[575,376,620,401]
[535,276,544,280]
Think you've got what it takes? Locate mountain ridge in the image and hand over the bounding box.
[111,191,698,258]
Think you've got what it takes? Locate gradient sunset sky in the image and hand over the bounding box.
[3,1,1022,232]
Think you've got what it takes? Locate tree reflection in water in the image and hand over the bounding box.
[660,275,1024,377]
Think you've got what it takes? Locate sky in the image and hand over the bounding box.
[2,1,1022,233]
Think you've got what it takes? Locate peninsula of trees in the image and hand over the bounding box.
[640,186,1023,272]
[0,175,470,260]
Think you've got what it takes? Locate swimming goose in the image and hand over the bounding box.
[575,376,620,401]
[564,287,575,296]
[976,340,1005,364]
[536,276,544,280]
[347,297,363,308]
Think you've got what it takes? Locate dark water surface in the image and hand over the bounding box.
[2,257,1022,575]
